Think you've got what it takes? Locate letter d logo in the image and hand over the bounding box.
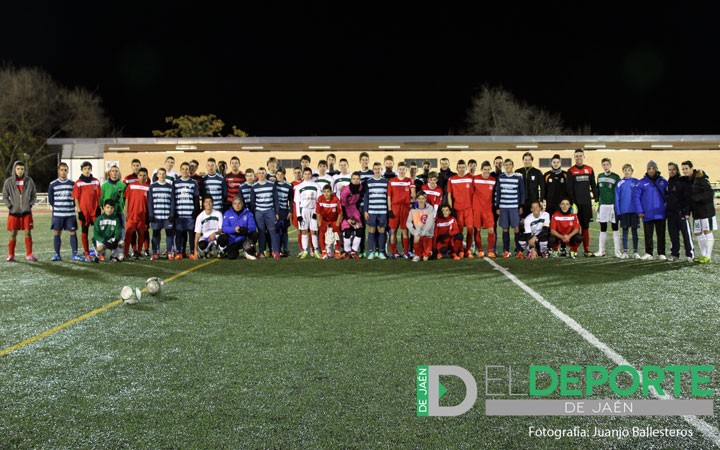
[417,365,477,416]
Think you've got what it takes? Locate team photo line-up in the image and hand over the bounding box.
[3,149,716,263]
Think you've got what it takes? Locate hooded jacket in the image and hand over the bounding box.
[406,203,436,237]
[691,172,716,220]
[3,162,37,215]
[633,172,668,222]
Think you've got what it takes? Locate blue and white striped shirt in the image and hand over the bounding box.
[202,173,227,210]
[48,178,75,218]
[495,173,525,209]
[363,177,389,215]
[149,181,175,220]
[174,177,200,219]
[251,181,278,213]
[240,182,254,211]
[275,181,293,212]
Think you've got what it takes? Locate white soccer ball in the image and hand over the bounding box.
[117,253,125,262]
[120,285,142,305]
[145,277,164,296]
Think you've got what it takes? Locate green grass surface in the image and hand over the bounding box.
[1,215,718,449]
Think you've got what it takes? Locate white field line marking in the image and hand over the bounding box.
[485,257,720,447]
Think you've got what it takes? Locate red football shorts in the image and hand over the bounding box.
[473,208,494,229]
[7,213,33,231]
[456,208,474,229]
[389,204,410,230]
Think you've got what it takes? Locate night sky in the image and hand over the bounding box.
[3,3,719,137]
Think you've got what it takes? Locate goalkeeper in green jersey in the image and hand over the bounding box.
[92,199,125,262]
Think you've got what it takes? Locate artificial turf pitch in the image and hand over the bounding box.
[1,214,718,449]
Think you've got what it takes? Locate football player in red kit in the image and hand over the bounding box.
[421,171,443,216]
[549,198,584,258]
[72,161,101,261]
[434,204,463,260]
[124,167,151,258]
[472,161,497,258]
[316,184,343,258]
[447,159,475,258]
[387,162,416,258]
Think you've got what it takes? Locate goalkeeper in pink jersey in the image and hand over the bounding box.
[340,172,365,259]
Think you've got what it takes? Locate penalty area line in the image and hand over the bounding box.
[0,259,218,358]
[484,257,720,448]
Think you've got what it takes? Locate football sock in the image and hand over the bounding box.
[25,237,32,256]
[599,231,606,253]
[297,233,303,250]
[502,231,510,252]
[143,230,150,252]
[378,232,387,254]
[487,233,496,253]
[706,234,714,258]
[53,235,61,254]
[613,230,620,254]
[540,241,548,253]
[352,237,361,252]
[475,230,482,250]
[402,237,409,254]
[622,228,629,251]
[152,232,161,254]
[311,234,319,251]
[582,228,590,252]
[70,234,78,255]
[514,232,521,252]
[344,239,352,253]
[390,241,398,254]
[697,234,706,257]
[82,232,89,254]
[8,238,16,256]
[301,234,308,251]
[367,231,376,253]
[631,227,639,252]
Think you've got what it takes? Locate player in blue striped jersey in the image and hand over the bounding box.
[363,162,390,259]
[275,168,293,257]
[48,162,80,261]
[495,158,526,258]
[202,157,227,211]
[239,169,255,212]
[251,167,280,259]
[148,168,176,260]
[173,162,200,259]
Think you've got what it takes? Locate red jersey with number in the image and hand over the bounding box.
[316,195,341,222]
[472,175,496,212]
[388,177,413,206]
[72,177,101,214]
[551,210,580,235]
[448,174,474,210]
[124,181,150,222]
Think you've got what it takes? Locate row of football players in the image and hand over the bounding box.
[28,149,717,262]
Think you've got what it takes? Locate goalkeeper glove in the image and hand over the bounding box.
[312,213,317,220]
[78,211,85,222]
[387,210,395,218]
[237,226,249,236]
[297,216,304,226]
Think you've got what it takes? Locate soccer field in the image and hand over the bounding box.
[1,215,718,449]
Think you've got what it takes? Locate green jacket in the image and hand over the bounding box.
[93,212,123,243]
[101,180,126,213]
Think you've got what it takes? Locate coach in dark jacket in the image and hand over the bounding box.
[665,162,694,260]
